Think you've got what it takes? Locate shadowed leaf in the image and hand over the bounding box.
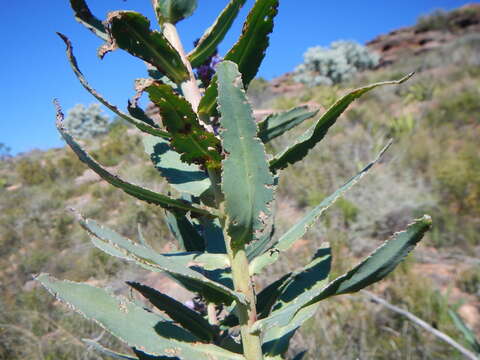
[37,275,245,360]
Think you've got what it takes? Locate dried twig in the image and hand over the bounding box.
[361,290,478,360]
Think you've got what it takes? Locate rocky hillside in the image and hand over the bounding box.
[1,5,480,360]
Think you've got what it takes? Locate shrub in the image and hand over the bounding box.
[294,40,380,86]
[64,103,109,139]
[36,1,431,360]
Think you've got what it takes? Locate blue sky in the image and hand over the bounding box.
[1,0,471,155]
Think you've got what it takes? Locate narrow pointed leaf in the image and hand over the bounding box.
[164,210,206,252]
[449,309,480,353]
[103,11,189,83]
[127,282,216,342]
[57,33,169,139]
[83,339,138,360]
[144,135,211,197]
[188,0,247,68]
[37,275,245,360]
[55,106,212,217]
[252,216,432,333]
[81,218,241,305]
[250,142,391,275]
[269,74,413,171]
[146,83,222,168]
[258,106,319,143]
[198,0,279,117]
[69,0,108,41]
[217,61,275,248]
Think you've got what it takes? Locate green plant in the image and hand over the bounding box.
[64,103,110,139]
[37,1,431,359]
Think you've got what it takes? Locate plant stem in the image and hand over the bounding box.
[163,22,263,359]
[229,246,264,360]
[162,23,202,111]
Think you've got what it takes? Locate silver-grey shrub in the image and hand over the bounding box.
[294,40,380,86]
[64,103,109,139]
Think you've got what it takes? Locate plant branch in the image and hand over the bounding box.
[361,290,478,360]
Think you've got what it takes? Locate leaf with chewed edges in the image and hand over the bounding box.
[103,11,189,84]
[152,0,197,25]
[55,104,212,217]
[257,106,319,143]
[146,83,222,168]
[269,74,413,172]
[198,0,279,117]
[57,33,169,139]
[188,0,247,68]
[250,142,391,275]
[81,218,240,305]
[37,275,245,360]
[251,216,432,333]
[217,61,275,248]
[69,0,108,41]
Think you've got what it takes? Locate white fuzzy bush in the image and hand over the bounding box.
[294,40,380,86]
[64,103,109,139]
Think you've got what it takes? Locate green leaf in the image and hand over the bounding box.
[55,104,213,217]
[260,245,331,357]
[449,309,480,354]
[198,0,279,117]
[146,83,222,168]
[143,135,211,197]
[269,74,413,171]
[262,304,317,358]
[164,210,206,252]
[127,282,216,342]
[258,106,319,143]
[69,0,108,41]
[102,11,189,84]
[217,61,275,248]
[252,216,432,333]
[37,275,245,360]
[57,33,169,139]
[250,142,391,275]
[152,0,197,25]
[81,218,241,305]
[83,339,138,360]
[188,0,247,68]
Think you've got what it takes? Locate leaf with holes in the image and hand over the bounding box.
[217,61,275,248]
[102,11,189,83]
[146,83,222,168]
